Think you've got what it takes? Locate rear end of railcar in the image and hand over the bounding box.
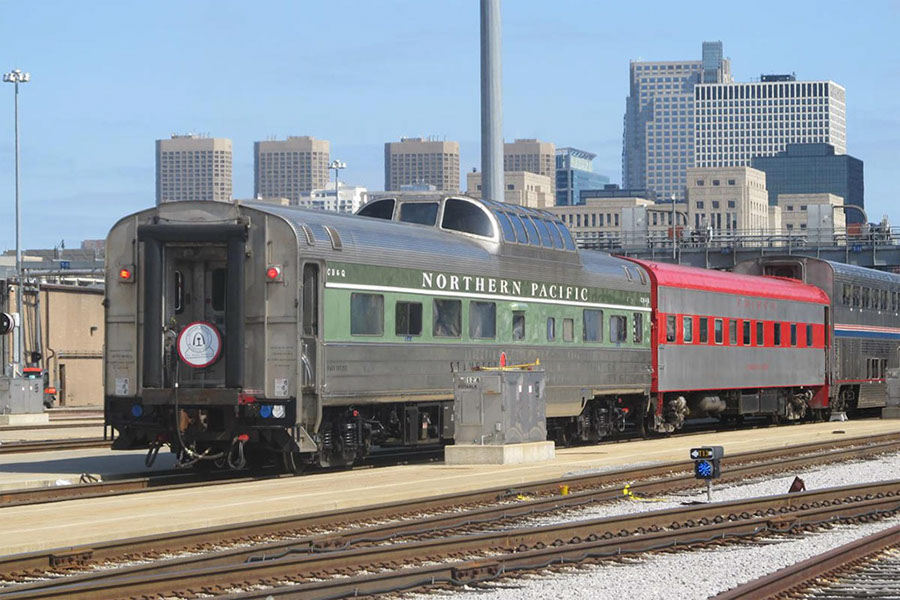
[104,201,309,469]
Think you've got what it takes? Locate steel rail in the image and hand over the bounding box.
[227,499,900,600]
[1,432,897,579]
[6,480,900,599]
[0,431,896,579]
[713,522,900,600]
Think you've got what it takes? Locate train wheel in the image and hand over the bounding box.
[282,451,307,476]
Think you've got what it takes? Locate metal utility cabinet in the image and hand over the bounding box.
[452,367,547,445]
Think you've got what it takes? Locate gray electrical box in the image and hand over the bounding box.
[452,368,547,445]
[0,376,44,415]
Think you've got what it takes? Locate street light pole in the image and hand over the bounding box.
[3,69,29,376]
[328,160,346,211]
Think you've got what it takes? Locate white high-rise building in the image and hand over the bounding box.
[622,42,731,204]
[694,76,846,168]
[302,181,368,214]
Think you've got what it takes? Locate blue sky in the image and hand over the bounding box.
[0,0,897,249]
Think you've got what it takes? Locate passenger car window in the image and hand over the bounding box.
[433,299,462,337]
[790,323,797,346]
[351,293,384,336]
[714,319,723,344]
[395,301,422,336]
[774,322,782,346]
[842,284,851,305]
[495,212,516,242]
[441,198,494,238]
[699,317,708,343]
[683,316,693,343]
[546,317,556,342]
[806,324,813,346]
[743,321,751,345]
[666,315,676,342]
[211,268,226,312]
[633,313,643,343]
[609,315,627,343]
[756,321,764,346]
[563,318,574,342]
[730,320,737,345]
[584,309,604,342]
[357,198,395,219]
[512,311,526,341]
[469,301,496,339]
[852,285,860,307]
[399,202,439,226]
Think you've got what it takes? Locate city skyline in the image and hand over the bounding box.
[0,0,897,248]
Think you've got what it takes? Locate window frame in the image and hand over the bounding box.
[609,314,627,343]
[350,292,385,336]
[714,318,723,345]
[756,321,764,346]
[395,300,423,337]
[468,300,496,340]
[583,309,604,342]
[699,317,709,344]
[563,317,574,342]
[512,310,526,342]
[546,317,556,342]
[432,298,462,338]
[683,315,694,343]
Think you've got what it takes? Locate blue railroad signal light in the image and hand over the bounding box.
[695,459,714,478]
[691,446,723,479]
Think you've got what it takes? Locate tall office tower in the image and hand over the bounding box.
[622,41,731,203]
[695,76,847,169]
[752,143,863,223]
[554,147,609,206]
[503,139,556,196]
[155,134,232,204]
[254,136,330,204]
[384,137,460,192]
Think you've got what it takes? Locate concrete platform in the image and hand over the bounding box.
[0,422,105,443]
[0,447,177,491]
[0,413,49,426]
[1,419,900,556]
[445,441,555,465]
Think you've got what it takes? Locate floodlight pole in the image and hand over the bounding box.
[4,69,29,375]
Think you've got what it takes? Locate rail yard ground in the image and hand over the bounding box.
[1,418,899,560]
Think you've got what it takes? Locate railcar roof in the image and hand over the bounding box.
[627,259,829,304]
[821,259,900,285]
[242,200,641,282]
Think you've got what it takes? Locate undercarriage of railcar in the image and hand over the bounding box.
[108,396,456,472]
[651,386,826,430]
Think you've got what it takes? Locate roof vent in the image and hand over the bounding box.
[324,225,343,250]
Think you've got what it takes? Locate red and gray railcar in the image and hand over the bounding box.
[626,260,831,429]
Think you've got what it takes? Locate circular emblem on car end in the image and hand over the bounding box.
[176,322,222,368]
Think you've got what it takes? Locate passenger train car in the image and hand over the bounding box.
[735,256,900,412]
[104,197,654,471]
[627,260,830,427]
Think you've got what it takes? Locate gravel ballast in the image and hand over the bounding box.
[417,450,900,600]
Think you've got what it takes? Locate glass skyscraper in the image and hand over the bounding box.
[751,143,864,223]
[555,147,609,206]
[622,41,731,203]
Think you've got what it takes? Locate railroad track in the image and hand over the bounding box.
[0,438,108,455]
[4,478,900,599]
[716,522,900,599]
[2,433,900,598]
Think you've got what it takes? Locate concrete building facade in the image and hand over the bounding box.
[2,283,104,406]
[155,135,232,204]
[777,192,846,232]
[254,136,330,204]
[685,166,769,232]
[555,147,609,206]
[504,139,556,196]
[466,171,553,209]
[695,78,847,169]
[751,143,863,223]
[622,41,731,203]
[384,137,460,192]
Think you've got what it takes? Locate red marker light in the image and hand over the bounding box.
[500,352,507,367]
[119,268,133,281]
[266,266,282,281]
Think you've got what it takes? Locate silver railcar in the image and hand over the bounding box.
[104,197,652,470]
